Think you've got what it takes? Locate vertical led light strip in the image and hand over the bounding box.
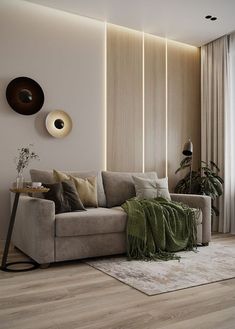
[165,38,168,177]
[142,32,145,173]
[104,22,107,170]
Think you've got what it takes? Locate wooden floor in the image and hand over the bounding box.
[0,234,235,329]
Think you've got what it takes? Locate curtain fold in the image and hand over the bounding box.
[201,36,230,232]
[228,32,235,234]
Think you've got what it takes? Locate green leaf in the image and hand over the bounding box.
[201,166,213,173]
[175,158,223,207]
[216,176,224,184]
[209,178,223,196]
[175,164,191,174]
[210,161,220,172]
[212,205,220,216]
[180,156,192,166]
[174,178,190,194]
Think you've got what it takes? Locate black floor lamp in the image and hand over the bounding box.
[182,139,193,193]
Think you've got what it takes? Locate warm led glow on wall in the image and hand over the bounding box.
[142,31,145,173]
[108,22,144,35]
[167,38,199,50]
[104,22,107,170]
[165,38,168,177]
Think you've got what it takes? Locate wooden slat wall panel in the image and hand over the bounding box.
[144,35,166,177]
[107,25,143,172]
[167,41,201,191]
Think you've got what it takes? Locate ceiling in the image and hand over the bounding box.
[26,0,235,46]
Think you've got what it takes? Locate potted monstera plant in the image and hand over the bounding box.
[174,158,224,216]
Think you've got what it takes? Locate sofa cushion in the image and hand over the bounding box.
[133,176,171,200]
[102,171,158,207]
[133,176,157,199]
[30,169,54,184]
[30,169,106,207]
[43,182,68,214]
[55,207,127,237]
[61,180,86,211]
[53,169,98,208]
[43,181,86,214]
[71,176,98,208]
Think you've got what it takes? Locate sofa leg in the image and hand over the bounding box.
[39,263,50,269]
[202,242,209,246]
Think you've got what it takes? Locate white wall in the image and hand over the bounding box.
[0,0,105,238]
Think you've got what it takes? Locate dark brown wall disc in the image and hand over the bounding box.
[6,77,44,115]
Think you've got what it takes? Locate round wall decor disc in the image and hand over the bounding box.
[46,110,72,138]
[6,77,44,115]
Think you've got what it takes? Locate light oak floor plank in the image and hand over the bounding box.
[0,234,235,329]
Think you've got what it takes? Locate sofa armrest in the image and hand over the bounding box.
[170,193,211,243]
[12,195,55,264]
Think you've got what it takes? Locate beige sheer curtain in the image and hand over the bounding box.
[201,35,231,232]
[228,32,235,234]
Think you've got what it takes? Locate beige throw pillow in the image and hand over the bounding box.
[53,169,98,207]
[133,176,171,201]
[53,169,70,182]
[71,176,98,208]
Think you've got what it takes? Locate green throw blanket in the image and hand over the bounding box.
[122,197,199,261]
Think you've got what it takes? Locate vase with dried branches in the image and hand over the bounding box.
[15,144,39,188]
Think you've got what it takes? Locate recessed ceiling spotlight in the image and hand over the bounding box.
[205,15,218,21]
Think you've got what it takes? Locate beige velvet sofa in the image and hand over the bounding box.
[12,170,211,266]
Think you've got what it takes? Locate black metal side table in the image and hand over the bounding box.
[1,187,49,272]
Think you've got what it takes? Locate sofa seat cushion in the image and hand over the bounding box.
[55,207,127,237]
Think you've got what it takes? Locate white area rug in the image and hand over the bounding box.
[86,241,235,295]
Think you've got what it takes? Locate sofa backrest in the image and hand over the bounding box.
[30,169,106,207]
[102,171,158,208]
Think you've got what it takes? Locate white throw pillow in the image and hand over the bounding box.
[133,176,171,200]
[155,177,171,200]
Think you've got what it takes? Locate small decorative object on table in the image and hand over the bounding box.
[15,144,39,188]
[31,182,42,188]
